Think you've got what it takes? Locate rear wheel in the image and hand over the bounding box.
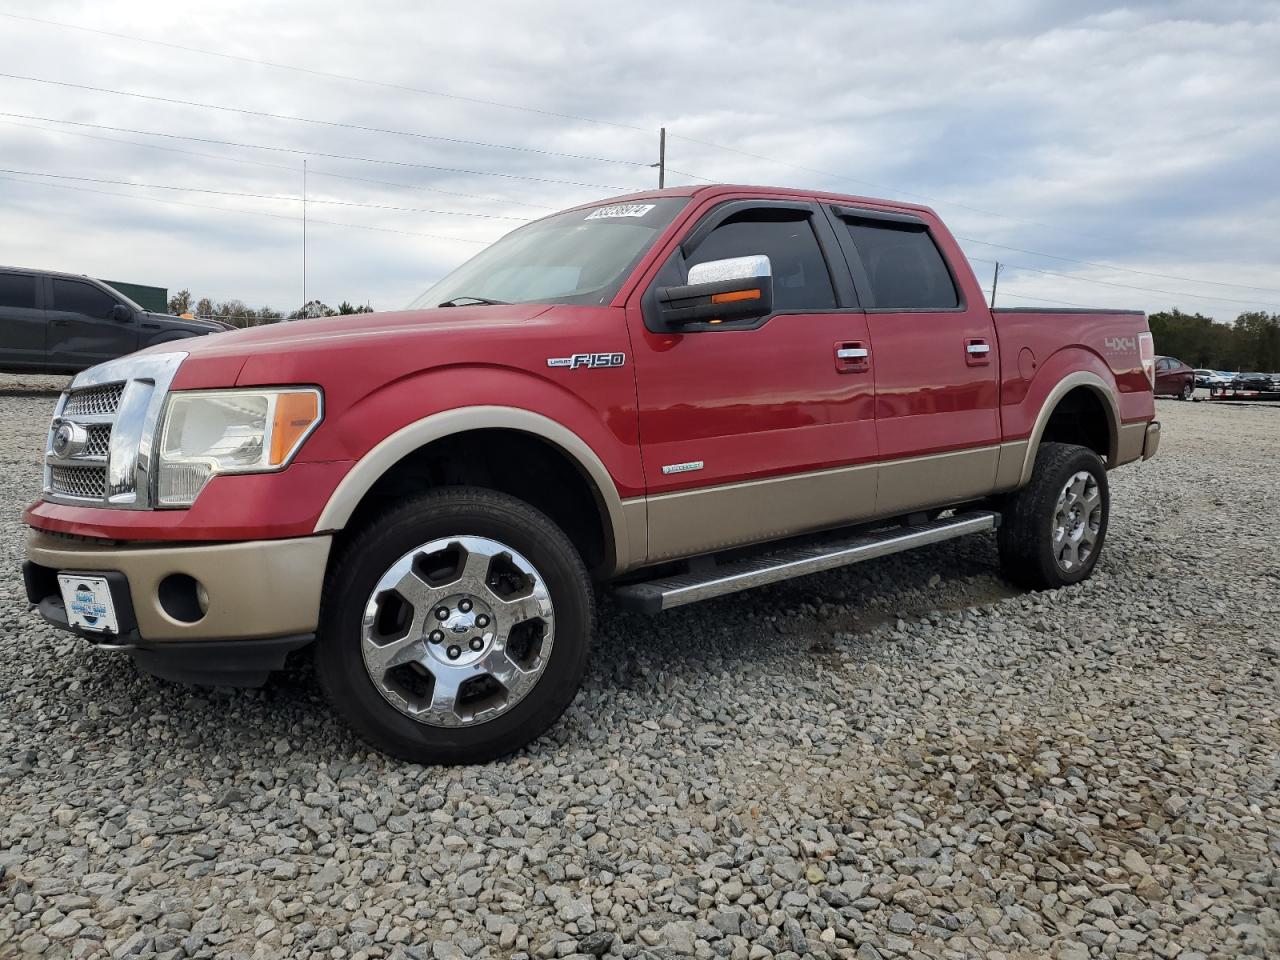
[316,487,593,764]
[998,442,1109,590]
[1180,381,1194,400]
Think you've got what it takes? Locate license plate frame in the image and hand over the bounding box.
[57,574,121,635]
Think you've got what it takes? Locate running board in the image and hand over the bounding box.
[614,510,1000,614]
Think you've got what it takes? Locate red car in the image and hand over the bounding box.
[1154,355,1195,400]
[24,184,1160,763]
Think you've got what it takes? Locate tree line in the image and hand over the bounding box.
[1144,310,1280,372]
[166,289,374,328]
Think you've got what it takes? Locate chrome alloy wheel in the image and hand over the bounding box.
[361,536,555,727]
[1052,470,1103,572]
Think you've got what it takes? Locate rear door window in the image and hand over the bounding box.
[0,273,39,310]
[52,279,117,320]
[687,212,836,312]
[841,218,958,309]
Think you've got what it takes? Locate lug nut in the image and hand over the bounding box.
[458,599,473,613]
[475,614,490,628]
[469,637,484,651]
[446,645,462,660]
[429,629,444,644]
[435,606,450,621]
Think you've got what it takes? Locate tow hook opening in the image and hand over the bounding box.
[158,573,208,624]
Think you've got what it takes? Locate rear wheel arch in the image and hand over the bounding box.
[1018,372,1120,486]
[316,408,632,577]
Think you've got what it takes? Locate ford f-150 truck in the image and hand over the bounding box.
[23,185,1161,764]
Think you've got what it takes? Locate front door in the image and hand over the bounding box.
[46,278,138,370]
[627,199,878,563]
[826,206,1001,515]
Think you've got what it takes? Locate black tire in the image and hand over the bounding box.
[997,442,1109,591]
[1180,382,1194,401]
[316,487,594,764]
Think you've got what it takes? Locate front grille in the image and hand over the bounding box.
[50,465,107,500]
[44,353,185,509]
[63,383,125,417]
[85,424,111,459]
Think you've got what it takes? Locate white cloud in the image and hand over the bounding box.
[0,0,1276,318]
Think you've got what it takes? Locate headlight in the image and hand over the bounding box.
[157,387,322,506]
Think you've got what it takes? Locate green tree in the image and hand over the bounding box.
[167,289,193,315]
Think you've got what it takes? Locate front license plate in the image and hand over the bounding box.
[57,574,120,634]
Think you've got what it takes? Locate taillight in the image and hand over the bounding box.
[1139,332,1155,389]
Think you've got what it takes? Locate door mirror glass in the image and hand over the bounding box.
[687,255,772,286]
[111,303,133,322]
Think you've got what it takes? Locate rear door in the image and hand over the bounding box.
[46,277,138,370]
[628,198,878,562]
[826,205,1001,515]
[0,272,47,368]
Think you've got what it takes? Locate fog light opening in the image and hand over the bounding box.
[158,574,206,624]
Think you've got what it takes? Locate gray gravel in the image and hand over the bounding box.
[2,382,1278,960]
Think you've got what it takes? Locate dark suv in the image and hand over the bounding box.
[0,267,227,374]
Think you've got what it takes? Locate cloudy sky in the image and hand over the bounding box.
[1,0,1278,320]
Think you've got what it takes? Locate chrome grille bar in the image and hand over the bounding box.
[43,352,187,509]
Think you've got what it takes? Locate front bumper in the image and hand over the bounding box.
[25,530,331,644]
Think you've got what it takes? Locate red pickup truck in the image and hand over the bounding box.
[24,185,1160,763]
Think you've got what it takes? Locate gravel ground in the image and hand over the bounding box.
[2,383,1277,960]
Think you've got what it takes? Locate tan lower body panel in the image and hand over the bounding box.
[875,446,1001,516]
[645,445,1003,564]
[27,531,331,642]
[1116,421,1147,466]
[646,461,878,563]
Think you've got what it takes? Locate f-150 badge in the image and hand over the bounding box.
[546,353,626,369]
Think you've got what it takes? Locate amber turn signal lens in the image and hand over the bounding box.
[710,288,761,304]
[269,391,321,465]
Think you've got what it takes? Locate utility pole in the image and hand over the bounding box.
[301,159,308,317]
[657,127,666,189]
[990,261,1002,306]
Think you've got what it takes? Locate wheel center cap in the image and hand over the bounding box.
[426,594,496,667]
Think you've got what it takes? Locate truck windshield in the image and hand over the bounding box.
[410,197,688,308]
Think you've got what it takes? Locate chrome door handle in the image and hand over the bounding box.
[966,343,990,355]
[836,347,869,359]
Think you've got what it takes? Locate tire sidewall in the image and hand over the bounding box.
[317,491,592,763]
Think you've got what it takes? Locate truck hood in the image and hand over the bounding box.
[144,303,554,362]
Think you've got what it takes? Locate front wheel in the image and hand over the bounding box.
[998,442,1109,591]
[316,488,594,764]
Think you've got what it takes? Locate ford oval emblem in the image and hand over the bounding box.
[51,421,87,458]
[52,423,73,455]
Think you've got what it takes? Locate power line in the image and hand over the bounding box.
[664,132,1120,244]
[959,236,1280,297]
[993,290,1101,309]
[0,167,531,221]
[0,11,649,132]
[10,9,1270,302]
[673,133,1280,298]
[0,115,556,210]
[0,173,493,244]
[0,111,626,192]
[0,72,653,173]
[964,253,1280,310]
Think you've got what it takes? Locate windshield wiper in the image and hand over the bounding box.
[437,296,510,307]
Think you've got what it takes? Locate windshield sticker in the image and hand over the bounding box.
[584,204,656,220]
